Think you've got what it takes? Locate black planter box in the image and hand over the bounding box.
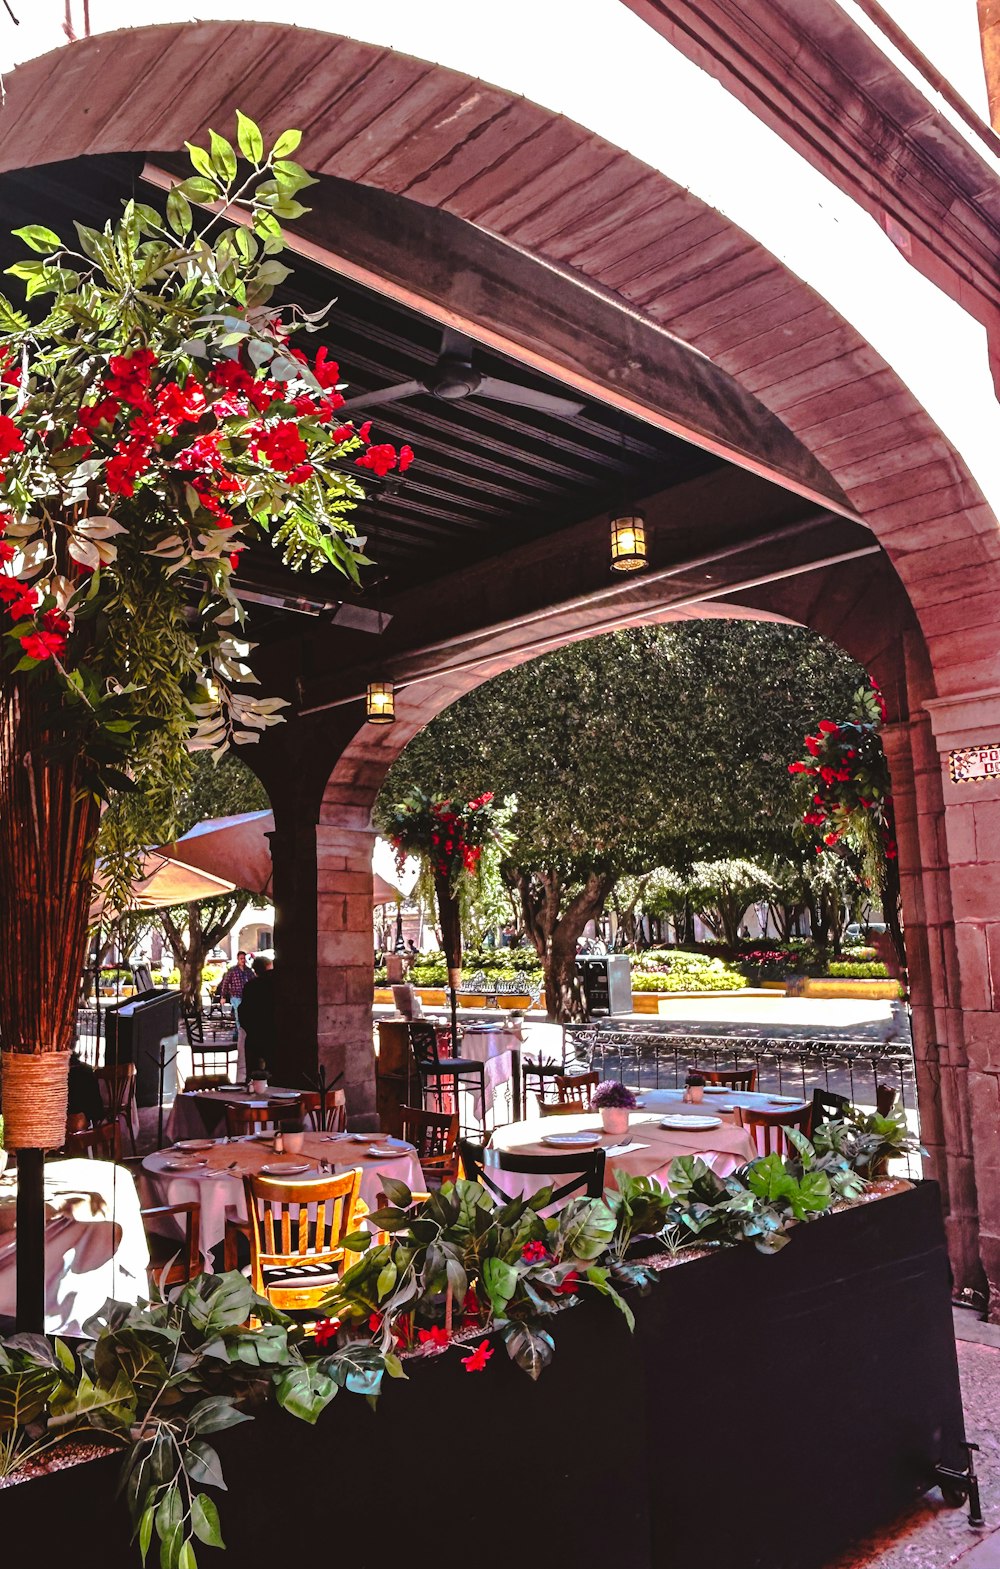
[0,1182,966,1569]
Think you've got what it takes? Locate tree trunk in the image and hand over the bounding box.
[161,894,250,1006]
[0,676,100,1330]
[543,871,617,1022]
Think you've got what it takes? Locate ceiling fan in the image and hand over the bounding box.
[337,327,586,420]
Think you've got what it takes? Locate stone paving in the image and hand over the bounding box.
[829,1312,1000,1569]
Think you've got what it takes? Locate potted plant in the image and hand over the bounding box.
[685,1072,706,1105]
[593,1080,636,1135]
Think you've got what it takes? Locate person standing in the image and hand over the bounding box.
[219,950,251,1025]
[238,956,278,1081]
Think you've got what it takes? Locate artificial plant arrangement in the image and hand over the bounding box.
[0,1109,917,1565]
[0,111,411,1318]
[384,789,514,1013]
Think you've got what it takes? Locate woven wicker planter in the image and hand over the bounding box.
[1,1051,69,1147]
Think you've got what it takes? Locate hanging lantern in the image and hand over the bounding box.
[610,511,647,572]
[365,680,396,725]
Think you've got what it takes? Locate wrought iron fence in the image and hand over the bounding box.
[74,1006,104,1068]
[563,1022,917,1120]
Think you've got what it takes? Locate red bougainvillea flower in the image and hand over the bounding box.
[105,348,156,409]
[418,1325,450,1349]
[521,1240,548,1263]
[8,587,39,620]
[0,414,25,458]
[555,1270,581,1296]
[804,736,820,757]
[368,1311,383,1333]
[356,442,400,478]
[21,628,67,661]
[398,444,414,473]
[817,720,839,735]
[251,421,310,474]
[461,1340,494,1373]
[313,1317,339,1347]
[0,541,14,567]
[313,346,340,388]
[77,396,120,431]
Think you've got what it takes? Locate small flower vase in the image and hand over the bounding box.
[600,1106,631,1136]
[687,1085,704,1104]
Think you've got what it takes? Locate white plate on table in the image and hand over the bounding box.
[702,1085,730,1094]
[541,1131,602,1148]
[267,1091,301,1100]
[175,1139,215,1152]
[769,1096,804,1106]
[346,1133,373,1144]
[364,1146,411,1160]
[162,1157,209,1171]
[260,1161,313,1176]
[659,1115,722,1131]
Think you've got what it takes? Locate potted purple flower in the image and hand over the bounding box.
[592,1080,637,1136]
[684,1072,706,1105]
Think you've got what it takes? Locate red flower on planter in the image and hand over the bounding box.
[418,1325,450,1349]
[555,1270,581,1295]
[461,1340,494,1373]
[313,1316,339,1347]
[521,1240,548,1263]
[369,1311,383,1333]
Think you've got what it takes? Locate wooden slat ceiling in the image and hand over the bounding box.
[0,153,724,611]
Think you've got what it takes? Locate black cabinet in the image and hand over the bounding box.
[103,990,181,1106]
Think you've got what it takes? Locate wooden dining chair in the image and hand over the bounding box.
[699,1067,758,1093]
[141,1201,202,1290]
[398,1104,459,1182]
[301,1090,347,1134]
[811,1087,849,1127]
[408,1021,488,1135]
[95,1062,138,1156]
[243,1167,363,1311]
[538,1098,586,1117]
[61,1118,121,1160]
[554,1071,599,1107]
[225,1100,303,1138]
[521,1060,565,1110]
[739,1103,813,1157]
[458,1139,606,1203]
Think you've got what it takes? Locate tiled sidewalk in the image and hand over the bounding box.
[830,1311,1000,1568]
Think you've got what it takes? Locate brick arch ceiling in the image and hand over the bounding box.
[5,22,996,703]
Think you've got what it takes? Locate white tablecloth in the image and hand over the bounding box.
[457,1025,523,1119]
[638,1088,811,1156]
[141,1133,425,1265]
[0,1158,149,1336]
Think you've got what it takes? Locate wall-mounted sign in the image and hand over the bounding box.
[949,743,1000,784]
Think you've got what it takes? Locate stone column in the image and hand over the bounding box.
[884,715,981,1296]
[924,686,1000,1315]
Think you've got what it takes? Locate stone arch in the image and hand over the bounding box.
[4,19,997,1300]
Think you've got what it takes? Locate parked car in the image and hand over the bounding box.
[845,921,888,942]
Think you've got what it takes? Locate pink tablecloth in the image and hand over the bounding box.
[489,1109,757,1199]
[166,1085,309,1142]
[141,1132,425,1266]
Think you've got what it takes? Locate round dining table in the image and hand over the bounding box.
[140,1132,425,1267]
[490,1104,758,1196]
[166,1085,312,1142]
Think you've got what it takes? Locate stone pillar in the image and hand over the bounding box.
[924,686,1000,1315]
[884,715,981,1296]
[316,815,378,1127]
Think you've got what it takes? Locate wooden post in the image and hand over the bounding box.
[15,1150,45,1333]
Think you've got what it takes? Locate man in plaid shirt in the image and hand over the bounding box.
[219,950,252,1025]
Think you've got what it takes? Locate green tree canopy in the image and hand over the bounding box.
[377,620,866,1016]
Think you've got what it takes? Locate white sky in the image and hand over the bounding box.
[12,0,1000,516]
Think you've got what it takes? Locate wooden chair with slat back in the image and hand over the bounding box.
[538,1098,586,1117]
[459,1139,606,1204]
[225,1100,303,1138]
[699,1067,758,1092]
[522,1060,565,1110]
[121,1156,202,1289]
[61,1119,120,1160]
[875,1084,897,1117]
[301,1090,347,1134]
[739,1103,813,1157]
[554,1071,599,1107]
[95,1062,138,1156]
[398,1104,459,1182]
[244,1168,363,1311]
